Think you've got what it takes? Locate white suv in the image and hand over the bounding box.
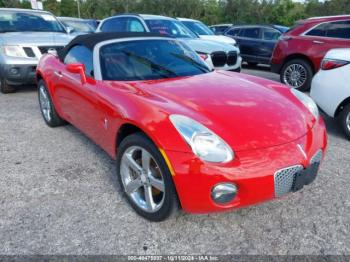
[97,14,242,72]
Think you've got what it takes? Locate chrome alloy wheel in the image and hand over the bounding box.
[39,84,51,122]
[283,63,307,88]
[120,146,165,213]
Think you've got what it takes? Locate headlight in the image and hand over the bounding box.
[3,45,27,58]
[169,114,234,163]
[291,88,319,119]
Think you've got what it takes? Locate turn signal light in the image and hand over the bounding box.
[321,59,349,70]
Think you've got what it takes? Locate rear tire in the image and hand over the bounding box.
[339,104,350,140]
[0,78,16,94]
[116,133,179,222]
[38,79,65,127]
[280,58,313,91]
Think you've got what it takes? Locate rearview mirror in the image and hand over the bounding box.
[66,63,87,84]
[66,26,75,34]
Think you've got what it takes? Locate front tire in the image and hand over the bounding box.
[116,133,178,221]
[0,78,16,94]
[339,104,350,140]
[280,58,313,91]
[38,79,65,127]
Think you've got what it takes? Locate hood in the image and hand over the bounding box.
[199,35,236,45]
[135,71,314,152]
[181,38,238,54]
[0,32,74,46]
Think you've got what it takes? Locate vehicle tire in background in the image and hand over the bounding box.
[339,104,350,140]
[38,79,65,127]
[0,78,16,94]
[116,133,179,222]
[280,58,313,91]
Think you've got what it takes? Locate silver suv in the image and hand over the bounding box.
[0,8,73,93]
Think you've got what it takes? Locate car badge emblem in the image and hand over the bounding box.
[297,144,307,160]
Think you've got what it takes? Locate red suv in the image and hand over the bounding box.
[271,15,350,91]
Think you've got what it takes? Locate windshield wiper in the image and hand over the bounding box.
[171,53,212,73]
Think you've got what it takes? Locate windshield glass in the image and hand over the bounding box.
[61,19,96,33]
[100,39,210,81]
[182,21,214,35]
[145,19,197,38]
[0,10,65,33]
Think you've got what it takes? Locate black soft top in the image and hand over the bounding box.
[58,32,171,61]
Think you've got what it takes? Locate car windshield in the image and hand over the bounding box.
[182,20,214,36]
[61,19,96,33]
[0,10,65,33]
[145,19,197,38]
[99,39,211,81]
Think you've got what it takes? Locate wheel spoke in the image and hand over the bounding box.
[125,178,142,194]
[149,175,165,192]
[144,185,155,211]
[141,149,151,173]
[125,154,142,173]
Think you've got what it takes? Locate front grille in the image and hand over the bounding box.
[227,51,237,66]
[274,165,303,197]
[38,46,64,54]
[211,51,227,67]
[23,47,36,58]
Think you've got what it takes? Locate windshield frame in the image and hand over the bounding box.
[182,20,214,36]
[0,10,66,33]
[93,37,210,81]
[144,18,198,39]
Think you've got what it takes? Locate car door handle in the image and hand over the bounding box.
[54,71,63,78]
[313,40,324,44]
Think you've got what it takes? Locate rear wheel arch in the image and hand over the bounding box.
[282,54,315,73]
[335,97,350,117]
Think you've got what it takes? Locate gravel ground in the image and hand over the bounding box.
[0,68,349,255]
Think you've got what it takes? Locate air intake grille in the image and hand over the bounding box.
[211,51,227,67]
[227,51,237,66]
[23,47,35,58]
[274,165,303,197]
[310,150,323,164]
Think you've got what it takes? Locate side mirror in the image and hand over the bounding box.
[66,26,75,34]
[66,63,87,84]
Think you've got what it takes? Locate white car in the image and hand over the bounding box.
[178,18,237,46]
[311,48,350,139]
[97,14,242,72]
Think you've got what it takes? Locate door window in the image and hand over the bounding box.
[226,28,240,37]
[64,45,94,77]
[306,23,328,37]
[262,28,281,40]
[242,28,260,39]
[326,20,350,39]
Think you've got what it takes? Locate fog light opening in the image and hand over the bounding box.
[211,183,237,204]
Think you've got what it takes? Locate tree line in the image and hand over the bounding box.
[1,0,350,26]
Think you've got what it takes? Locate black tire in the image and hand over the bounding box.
[339,104,350,140]
[0,78,16,94]
[280,58,313,91]
[116,133,179,222]
[38,79,65,127]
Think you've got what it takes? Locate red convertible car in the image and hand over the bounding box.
[36,32,327,221]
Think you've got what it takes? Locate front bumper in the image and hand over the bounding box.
[165,117,327,213]
[1,64,37,86]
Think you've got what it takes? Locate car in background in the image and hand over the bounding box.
[271,15,350,91]
[58,17,98,35]
[36,32,327,221]
[0,8,73,93]
[97,14,242,72]
[178,18,237,46]
[224,24,288,66]
[311,48,350,139]
[209,24,232,35]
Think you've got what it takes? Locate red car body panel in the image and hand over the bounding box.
[37,54,327,213]
[271,16,350,73]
